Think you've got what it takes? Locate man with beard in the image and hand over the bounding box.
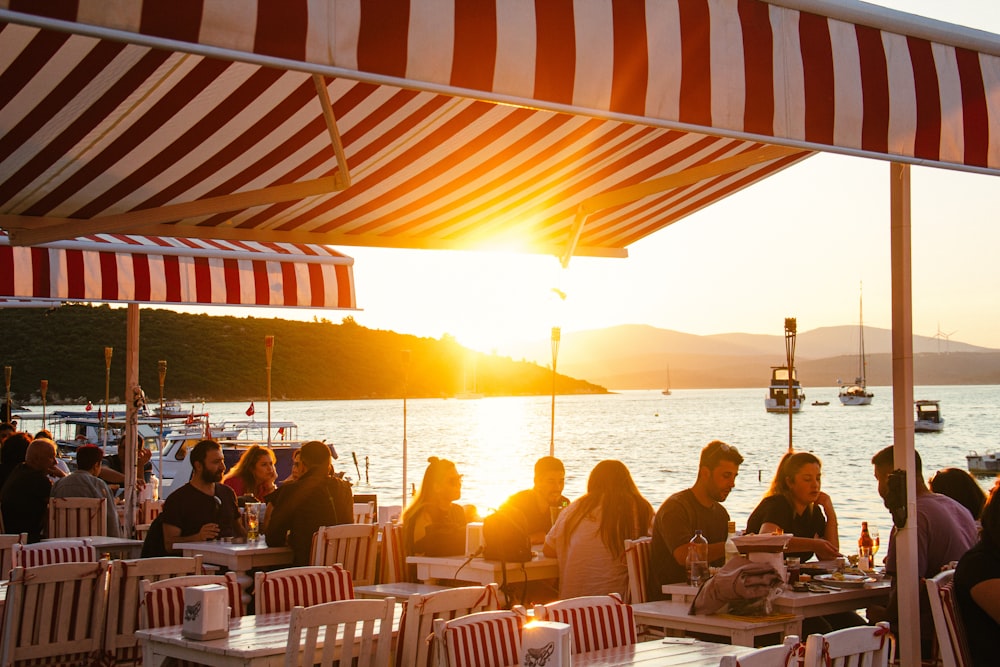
[160,439,244,553]
[500,456,569,544]
[647,440,745,598]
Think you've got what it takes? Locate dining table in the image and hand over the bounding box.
[41,535,145,559]
[179,539,294,605]
[135,604,402,667]
[518,637,755,666]
[407,552,559,605]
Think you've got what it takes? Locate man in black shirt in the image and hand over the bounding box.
[1,438,59,542]
[500,456,569,545]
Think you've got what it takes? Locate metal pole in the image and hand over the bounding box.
[103,347,113,446]
[40,380,48,431]
[550,327,561,457]
[265,336,274,446]
[3,366,11,423]
[158,360,167,482]
[401,349,411,509]
[784,318,797,452]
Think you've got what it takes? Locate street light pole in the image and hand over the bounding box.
[784,317,797,452]
[550,327,561,457]
[158,360,167,481]
[103,347,113,447]
[40,379,48,431]
[401,349,411,508]
[265,336,274,446]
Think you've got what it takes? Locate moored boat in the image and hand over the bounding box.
[764,366,805,413]
[914,400,944,432]
[967,450,1000,475]
[839,288,874,406]
[812,400,830,406]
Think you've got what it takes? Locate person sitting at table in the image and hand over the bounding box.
[746,451,842,562]
[265,441,353,566]
[223,445,278,504]
[402,457,467,572]
[0,432,32,490]
[544,459,652,599]
[930,467,988,524]
[501,456,569,545]
[50,444,121,537]
[0,438,60,542]
[159,439,244,553]
[954,476,1000,666]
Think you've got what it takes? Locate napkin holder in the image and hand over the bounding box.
[181,584,230,640]
[521,620,571,667]
[466,522,484,556]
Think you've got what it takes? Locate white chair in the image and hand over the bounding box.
[803,621,892,667]
[311,523,379,586]
[434,608,526,667]
[623,536,651,604]
[0,559,110,666]
[139,572,244,629]
[47,496,106,537]
[533,593,636,653]
[397,584,500,667]
[354,501,376,524]
[0,532,26,578]
[926,569,971,667]
[12,538,98,567]
[254,564,355,615]
[720,634,801,667]
[285,597,395,667]
[103,556,203,666]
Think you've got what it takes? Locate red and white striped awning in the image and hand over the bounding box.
[0,1,998,259]
[0,232,356,309]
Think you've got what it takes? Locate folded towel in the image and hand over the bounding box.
[689,556,784,616]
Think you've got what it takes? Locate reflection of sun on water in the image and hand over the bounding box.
[458,398,537,516]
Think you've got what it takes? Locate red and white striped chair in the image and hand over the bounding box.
[287,597,396,667]
[311,523,378,586]
[623,536,651,604]
[926,570,970,667]
[139,572,244,630]
[378,523,406,584]
[397,584,500,667]
[12,538,98,567]
[47,496,106,537]
[254,565,355,615]
[533,593,636,654]
[433,608,526,667]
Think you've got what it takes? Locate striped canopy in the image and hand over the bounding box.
[2,1,997,262]
[0,231,356,308]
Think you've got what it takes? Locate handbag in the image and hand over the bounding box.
[482,506,532,562]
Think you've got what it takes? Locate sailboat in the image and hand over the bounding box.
[661,364,672,395]
[455,353,483,400]
[839,288,874,406]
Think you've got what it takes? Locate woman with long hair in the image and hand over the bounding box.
[930,467,988,522]
[746,451,841,561]
[223,445,277,501]
[954,477,1000,666]
[543,459,653,599]
[401,457,467,563]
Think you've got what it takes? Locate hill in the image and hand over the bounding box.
[502,324,1000,389]
[0,305,606,403]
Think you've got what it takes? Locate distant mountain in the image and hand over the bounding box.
[503,324,1000,389]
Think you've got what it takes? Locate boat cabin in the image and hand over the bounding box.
[914,400,944,433]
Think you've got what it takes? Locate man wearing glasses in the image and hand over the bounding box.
[647,440,744,599]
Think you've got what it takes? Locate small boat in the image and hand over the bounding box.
[839,287,874,406]
[153,399,197,419]
[914,400,944,432]
[764,366,805,413]
[812,400,830,406]
[967,451,1000,475]
[661,365,672,395]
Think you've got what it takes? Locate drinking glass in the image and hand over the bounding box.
[246,502,265,542]
[871,527,880,557]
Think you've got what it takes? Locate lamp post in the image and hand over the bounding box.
[550,327,561,457]
[103,347,113,447]
[4,366,11,423]
[401,349,411,508]
[784,317,797,452]
[265,336,274,446]
[40,380,48,431]
[158,360,167,478]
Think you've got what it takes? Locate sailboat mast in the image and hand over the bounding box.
[858,286,866,382]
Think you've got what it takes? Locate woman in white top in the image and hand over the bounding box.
[544,460,653,599]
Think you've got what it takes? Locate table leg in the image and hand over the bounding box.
[233,568,252,608]
[141,644,168,667]
[732,629,755,647]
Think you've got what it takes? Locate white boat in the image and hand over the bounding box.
[661,364,672,395]
[967,450,1000,475]
[764,366,805,413]
[839,289,874,406]
[914,400,944,432]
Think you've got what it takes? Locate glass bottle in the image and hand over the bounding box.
[687,530,709,587]
[724,521,739,563]
[858,521,874,569]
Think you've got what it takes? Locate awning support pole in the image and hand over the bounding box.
[312,75,351,190]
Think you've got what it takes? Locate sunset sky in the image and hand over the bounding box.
[185,0,1000,353]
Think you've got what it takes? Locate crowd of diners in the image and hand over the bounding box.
[0,418,996,664]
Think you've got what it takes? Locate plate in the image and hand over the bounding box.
[814,573,875,589]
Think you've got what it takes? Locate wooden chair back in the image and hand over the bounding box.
[720,634,802,667]
[803,621,892,667]
[623,536,651,604]
[254,565,355,615]
[534,593,636,653]
[926,569,971,667]
[0,559,110,666]
[378,523,407,584]
[354,501,376,524]
[139,571,243,629]
[12,538,98,567]
[103,556,203,666]
[285,597,395,667]
[397,584,499,667]
[311,523,378,586]
[0,532,26,578]
[140,499,164,523]
[433,609,525,667]
[47,496,106,537]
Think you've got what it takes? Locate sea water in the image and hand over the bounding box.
[66,385,1000,549]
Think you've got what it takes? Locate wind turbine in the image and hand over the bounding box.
[934,322,958,354]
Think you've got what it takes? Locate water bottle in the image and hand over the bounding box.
[724,521,739,563]
[687,530,709,587]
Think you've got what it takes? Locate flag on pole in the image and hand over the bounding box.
[85,400,93,411]
[185,413,195,425]
[97,407,102,421]
[276,427,284,438]
[246,402,255,417]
